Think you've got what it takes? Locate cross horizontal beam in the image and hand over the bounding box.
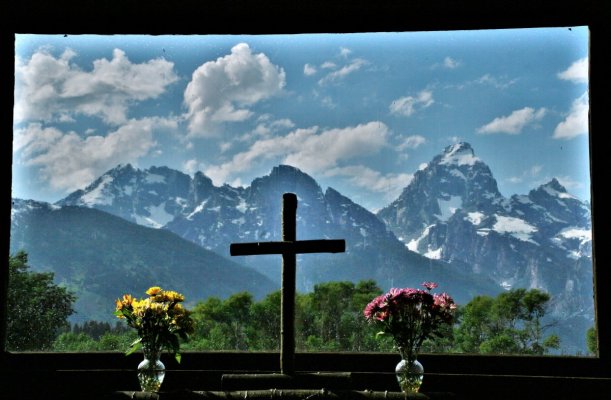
[230,239,345,256]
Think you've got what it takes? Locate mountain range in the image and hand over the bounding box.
[10,142,593,353]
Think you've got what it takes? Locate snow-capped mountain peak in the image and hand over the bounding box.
[538,178,576,200]
[439,142,481,166]
[377,142,504,241]
[377,143,592,339]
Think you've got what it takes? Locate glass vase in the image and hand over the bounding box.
[395,356,424,393]
[137,344,165,392]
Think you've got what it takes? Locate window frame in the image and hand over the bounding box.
[2,0,610,397]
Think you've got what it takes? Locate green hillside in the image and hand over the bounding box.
[10,203,278,323]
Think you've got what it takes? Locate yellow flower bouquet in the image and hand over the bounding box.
[115,286,194,363]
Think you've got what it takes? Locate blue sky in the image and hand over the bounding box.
[13,28,590,211]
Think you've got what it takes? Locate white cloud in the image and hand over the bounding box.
[477,107,546,134]
[14,48,178,125]
[553,92,589,140]
[58,114,75,123]
[397,135,426,150]
[507,164,543,184]
[243,117,296,140]
[556,175,584,191]
[389,90,434,117]
[269,118,295,131]
[325,165,413,203]
[282,122,388,170]
[475,74,518,90]
[321,61,337,69]
[530,165,543,176]
[13,123,63,157]
[304,63,317,76]
[183,43,286,137]
[205,121,389,185]
[339,47,352,58]
[219,142,233,153]
[321,96,337,109]
[558,57,588,84]
[443,57,461,69]
[183,159,200,174]
[318,58,368,86]
[14,117,177,193]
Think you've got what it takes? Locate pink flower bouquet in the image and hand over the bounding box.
[364,282,457,361]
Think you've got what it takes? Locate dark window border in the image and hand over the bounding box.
[2,1,610,398]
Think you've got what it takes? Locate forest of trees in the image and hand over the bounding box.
[6,252,594,355]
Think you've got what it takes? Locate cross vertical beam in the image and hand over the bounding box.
[281,193,297,374]
[229,193,345,375]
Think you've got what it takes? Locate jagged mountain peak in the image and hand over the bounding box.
[436,141,481,167]
[271,164,305,175]
[419,142,495,193]
[378,142,504,241]
[193,171,214,185]
[445,141,473,153]
[546,177,566,191]
[250,165,324,201]
[109,163,135,175]
[412,142,472,174]
[376,142,593,351]
[11,198,60,221]
[532,178,573,198]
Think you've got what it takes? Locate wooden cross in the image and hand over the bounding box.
[230,192,345,375]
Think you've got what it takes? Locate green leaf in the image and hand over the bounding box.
[174,352,182,364]
[125,339,142,356]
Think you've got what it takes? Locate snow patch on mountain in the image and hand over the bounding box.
[150,202,174,226]
[555,227,592,259]
[424,246,443,259]
[437,195,462,221]
[492,215,538,243]
[187,200,208,220]
[514,195,532,205]
[81,175,114,206]
[449,169,467,180]
[439,142,480,166]
[145,173,167,184]
[11,198,60,220]
[542,184,576,200]
[466,211,485,225]
[406,224,433,252]
[559,227,591,242]
[236,198,247,213]
[133,202,174,228]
